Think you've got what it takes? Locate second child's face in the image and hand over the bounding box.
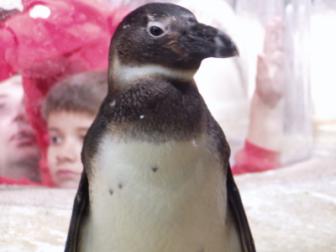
[47,111,94,188]
[0,76,40,181]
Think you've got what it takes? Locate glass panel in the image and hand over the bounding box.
[235,0,313,168]
[0,0,317,182]
[1,1,335,252]
[311,0,336,156]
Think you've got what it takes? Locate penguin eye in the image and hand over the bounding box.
[147,22,166,38]
[149,26,164,36]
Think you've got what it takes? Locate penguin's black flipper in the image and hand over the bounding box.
[207,111,255,251]
[64,172,89,252]
[227,165,256,252]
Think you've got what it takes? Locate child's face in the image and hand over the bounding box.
[47,111,94,188]
[0,77,39,180]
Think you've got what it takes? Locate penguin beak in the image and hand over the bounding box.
[180,22,239,60]
[213,29,239,58]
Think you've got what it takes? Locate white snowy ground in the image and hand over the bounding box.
[0,157,335,252]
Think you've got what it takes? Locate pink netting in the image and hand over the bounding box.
[0,0,128,186]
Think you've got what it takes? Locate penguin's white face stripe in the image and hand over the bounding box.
[80,133,241,252]
[110,55,195,84]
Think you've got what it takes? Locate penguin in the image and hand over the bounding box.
[65,3,255,252]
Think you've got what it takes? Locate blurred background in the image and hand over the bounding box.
[1,0,335,184]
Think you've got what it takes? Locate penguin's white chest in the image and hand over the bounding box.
[80,134,238,252]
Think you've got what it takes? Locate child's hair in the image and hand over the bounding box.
[43,71,108,118]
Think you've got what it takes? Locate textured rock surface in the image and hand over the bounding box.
[238,157,336,252]
[0,157,335,251]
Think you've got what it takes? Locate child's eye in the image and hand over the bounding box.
[77,133,87,144]
[77,129,88,142]
[49,135,62,145]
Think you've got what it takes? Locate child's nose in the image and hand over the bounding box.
[57,140,78,162]
[14,100,29,125]
[57,152,76,163]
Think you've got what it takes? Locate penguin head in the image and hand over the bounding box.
[109,3,238,83]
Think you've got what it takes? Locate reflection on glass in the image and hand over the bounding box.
[0,75,40,182]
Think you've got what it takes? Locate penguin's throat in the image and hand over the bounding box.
[110,55,196,85]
